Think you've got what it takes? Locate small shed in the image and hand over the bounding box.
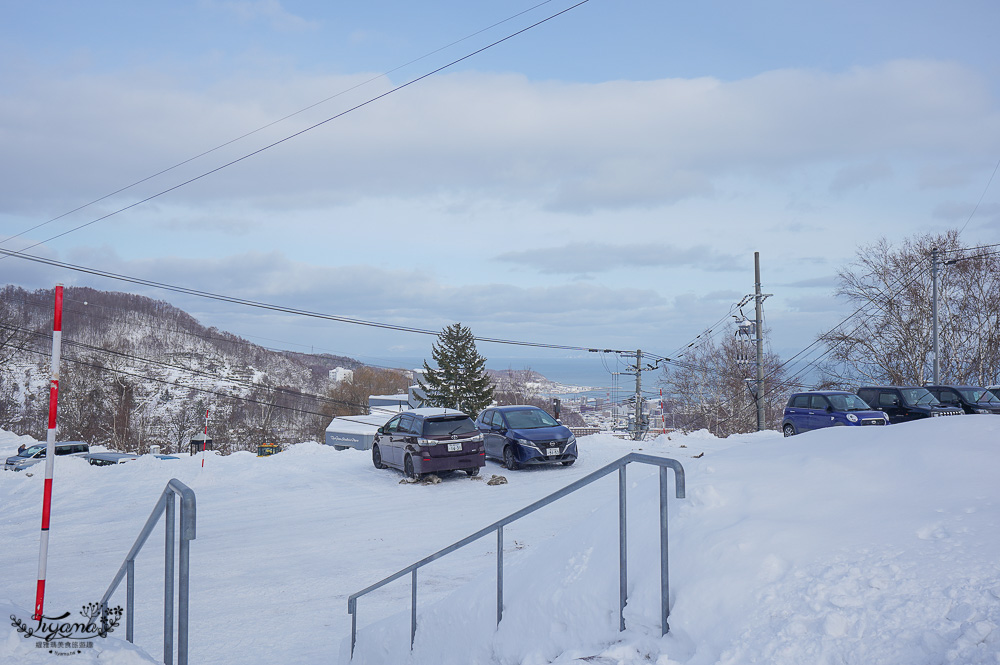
[325,413,393,451]
[189,432,213,456]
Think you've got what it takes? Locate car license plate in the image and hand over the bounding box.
[546,447,559,456]
[447,443,462,452]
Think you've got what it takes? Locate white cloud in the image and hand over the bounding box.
[1,60,996,219]
[206,0,320,32]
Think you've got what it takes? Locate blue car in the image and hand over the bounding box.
[781,391,888,437]
[475,405,577,470]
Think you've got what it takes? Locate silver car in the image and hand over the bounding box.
[3,441,90,471]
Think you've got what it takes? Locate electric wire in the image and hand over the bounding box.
[0,1,563,249]
[0,1,592,261]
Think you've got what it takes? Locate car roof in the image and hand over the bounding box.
[857,386,924,390]
[791,391,854,396]
[493,404,545,410]
[404,407,469,419]
[925,384,985,389]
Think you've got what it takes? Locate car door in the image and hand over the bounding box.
[785,394,811,432]
[874,390,905,423]
[396,414,419,465]
[378,415,403,468]
[478,410,497,459]
[808,394,833,430]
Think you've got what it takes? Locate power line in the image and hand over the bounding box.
[1,0,592,260]
[0,246,630,354]
[0,1,564,249]
[958,156,1000,235]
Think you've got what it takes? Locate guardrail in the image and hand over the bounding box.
[99,479,196,665]
[347,453,685,658]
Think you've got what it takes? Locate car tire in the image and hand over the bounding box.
[503,446,519,471]
[782,424,796,437]
[465,467,480,477]
[562,459,575,466]
[404,455,419,480]
[372,445,386,469]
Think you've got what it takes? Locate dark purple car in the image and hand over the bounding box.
[371,408,485,479]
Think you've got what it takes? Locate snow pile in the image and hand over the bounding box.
[2,417,999,664]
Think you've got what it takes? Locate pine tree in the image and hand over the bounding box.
[418,323,494,415]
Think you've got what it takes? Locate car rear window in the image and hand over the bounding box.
[423,416,477,437]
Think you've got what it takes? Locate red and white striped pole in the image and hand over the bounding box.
[34,284,63,620]
[201,408,209,467]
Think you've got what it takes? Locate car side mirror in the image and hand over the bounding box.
[826,405,833,412]
[376,427,384,435]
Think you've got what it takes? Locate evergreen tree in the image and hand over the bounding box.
[418,323,494,415]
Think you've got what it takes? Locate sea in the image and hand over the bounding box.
[371,355,646,397]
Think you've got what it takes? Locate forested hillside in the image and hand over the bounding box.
[0,285,398,453]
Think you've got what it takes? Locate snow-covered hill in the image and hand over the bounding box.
[1,416,998,664]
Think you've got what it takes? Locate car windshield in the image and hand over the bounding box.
[423,416,477,437]
[504,408,559,429]
[18,445,45,458]
[827,394,872,411]
[958,388,997,403]
[901,388,938,406]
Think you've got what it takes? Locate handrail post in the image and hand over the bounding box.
[659,465,670,635]
[349,601,357,659]
[126,559,134,642]
[164,492,175,665]
[496,526,504,627]
[178,523,191,665]
[410,570,417,650]
[618,465,627,632]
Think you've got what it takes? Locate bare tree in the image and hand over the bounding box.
[660,326,792,436]
[821,230,1000,386]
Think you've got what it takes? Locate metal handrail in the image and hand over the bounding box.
[347,453,685,658]
[100,479,196,665]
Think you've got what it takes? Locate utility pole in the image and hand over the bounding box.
[634,349,642,441]
[931,247,940,385]
[754,253,765,432]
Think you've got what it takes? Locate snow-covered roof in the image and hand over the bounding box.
[325,413,392,434]
[406,407,468,417]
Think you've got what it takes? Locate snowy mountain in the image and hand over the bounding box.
[0,285,363,452]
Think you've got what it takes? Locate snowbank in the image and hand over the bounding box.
[2,419,999,664]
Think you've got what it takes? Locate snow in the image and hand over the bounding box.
[2,417,999,664]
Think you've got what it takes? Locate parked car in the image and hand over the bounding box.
[475,405,578,470]
[4,441,90,472]
[781,391,888,437]
[923,385,1000,415]
[855,386,964,424]
[85,451,139,466]
[371,408,485,479]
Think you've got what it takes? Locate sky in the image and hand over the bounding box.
[2,417,999,664]
[1,0,999,380]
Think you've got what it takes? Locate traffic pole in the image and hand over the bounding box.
[201,408,209,467]
[34,284,63,620]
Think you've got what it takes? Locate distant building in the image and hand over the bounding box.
[329,367,354,384]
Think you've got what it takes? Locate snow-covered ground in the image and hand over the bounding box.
[1,417,998,664]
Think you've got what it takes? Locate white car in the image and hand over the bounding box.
[3,441,90,471]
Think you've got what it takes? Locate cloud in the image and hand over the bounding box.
[1,60,996,219]
[206,0,319,32]
[829,161,893,194]
[495,242,743,275]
